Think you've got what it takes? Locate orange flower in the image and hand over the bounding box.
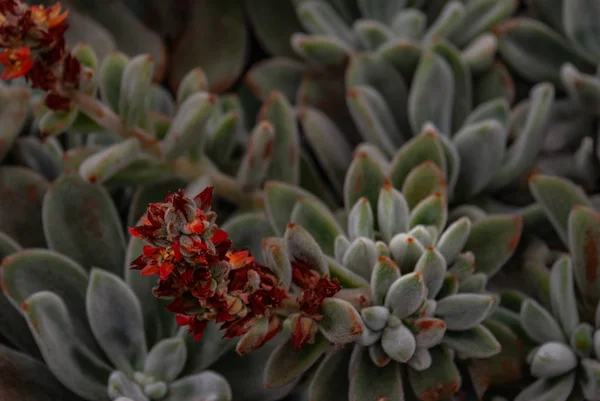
[0,46,33,79]
[30,3,68,29]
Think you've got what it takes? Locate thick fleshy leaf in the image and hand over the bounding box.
[87,269,147,374]
[118,55,154,128]
[107,370,148,400]
[175,68,208,106]
[349,345,403,401]
[561,64,600,114]
[402,161,447,209]
[328,255,370,289]
[343,238,378,280]
[296,1,356,48]
[309,347,351,401]
[382,323,416,363]
[407,347,432,372]
[409,192,448,233]
[391,9,426,40]
[377,39,422,84]
[22,291,112,400]
[179,323,234,375]
[361,306,390,332]
[581,358,600,400]
[488,83,555,190]
[357,0,405,24]
[408,51,455,136]
[353,19,395,51]
[298,150,340,208]
[422,1,465,46]
[453,120,506,198]
[371,256,401,306]
[530,175,591,246]
[264,181,324,235]
[377,185,410,243]
[291,33,352,68]
[461,33,498,74]
[450,0,516,47]
[463,215,523,277]
[264,334,329,388]
[99,51,128,112]
[414,247,447,299]
[368,341,390,367]
[495,17,593,86]
[262,237,293,289]
[165,371,232,401]
[463,97,509,128]
[0,85,29,163]
[259,91,301,185]
[458,272,488,293]
[144,337,186,383]
[388,126,447,189]
[563,0,600,63]
[514,373,576,401]
[413,317,447,348]
[408,346,461,401]
[448,252,476,281]
[160,92,215,161]
[442,324,501,358]
[348,197,374,241]
[319,298,364,344]
[437,274,459,299]
[389,234,425,274]
[245,58,305,102]
[473,61,515,108]
[436,293,496,330]
[0,167,48,248]
[530,342,577,378]
[570,323,593,357]
[284,223,329,275]
[1,249,100,354]
[42,174,126,274]
[408,226,435,249]
[343,151,387,214]
[520,299,565,343]
[346,86,403,155]
[431,39,472,132]
[236,121,276,191]
[299,106,352,194]
[385,272,427,319]
[222,213,275,266]
[437,217,471,265]
[79,138,141,183]
[549,256,579,337]
[169,0,246,93]
[568,205,600,303]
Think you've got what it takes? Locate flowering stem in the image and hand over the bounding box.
[171,157,265,209]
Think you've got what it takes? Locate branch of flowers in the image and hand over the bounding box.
[171,157,265,209]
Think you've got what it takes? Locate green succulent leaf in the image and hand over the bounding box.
[264,333,329,388]
[570,323,593,357]
[296,1,356,48]
[437,217,471,265]
[422,1,465,46]
[530,342,578,379]
[259,91,301,185]
[87,269,147,374]
[79,138,141,183]
[165,371,232,401]
[262,237,293,289]
[245,58,305,102]
[236,121,276,191]
[353,19,395,51]
[343,151,387,216]
[377,39,422,84]
[463,215,523,277]
[389,234,426,274]
[319,298,365,344]
[413,317,447,348]
[284,223,329,275]
[343,238,378,280]
[144,337,187,383]
[0,167,48,248]
[348,197,374,241]
[580,358,600,400]
[0,85,30,163]
[530,175,591,246]
[349,345,404,401]
[377,185,410,244]
[460,33,498,74]
[118,54,154,128]
[414,247,447,300]
[382,323,416,363]
[408,51,455,136]
[408,346,461,401]
[520,299,565,344]
[450,0,517,47]
[22,291,112,401]
[309,347,351,401]
[568,205,600,304]
[402,161,447,209]
[473,61,515,109]
[175,68,208,106]
[436,293,496,330]
[391,9,426,41]
[443,324,501,358]
[549,256,579,337]
[291,33,352,68]
[371,256,401,306]
[463,97,509,128]
[98,51,128,113]
[42,173,126,274]
[328,256,370,289]
[385,272,427,319]
[563,0,600,63]
[514,372,575,401]
[409,192,448,233]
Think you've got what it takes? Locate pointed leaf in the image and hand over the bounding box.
[563,0,600,62]
[549,256,579,337]
[349,345,403,401]
[285,223,329,275]
[264,334,329,388]
[385,272,427,318]
[0,167,48,248]
[530,342,577,378]
[319,298,365,344]
[451,0,516,47]
[520,299,565,343]
[42,174,126,274]
[291,33,352,68]
[422,1,465,46]
[343,151,387,215]
[377,185,410,243]
[463,215,523,277]
[443,324,501,358]
[389,234,425,274]
[514,373,575,401]
[402,161,447,209]
[382,323,416,363]
[309,347,351,401]
[414,247,447,299]
[343,237,378,280]
[22,292,112,400]
[371,256,401,306]
[236,121,276,191]
[461,33,498,74]
[568,205,600,303]
[0,85,29,162]
[348,197,375,241]
[408,346,461,401]
[264,181,324,236]
[437,217,471,265]
[119,55,154,128]
[436,293,496,330]
[409,192,448,233]
[391,9,426,40]
[463,97,509,128]
[377,39,422,84]
[296,1,356,48]
[262,237,293,289]
[165,371,232,401]
[413,317,447,348]
[176,68,208,106]
[99,51,128,112]
[79,138,141,183]
[144,338,187,383]
[245,58,305,102]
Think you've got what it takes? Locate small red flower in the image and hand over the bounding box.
[30,3,68,29]
[0,46,33,79]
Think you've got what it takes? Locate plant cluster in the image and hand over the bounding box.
[2,1,600,401]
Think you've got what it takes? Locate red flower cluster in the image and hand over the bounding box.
[129,187,288,343]
[0,0,80,110]
[289,258,342,348]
